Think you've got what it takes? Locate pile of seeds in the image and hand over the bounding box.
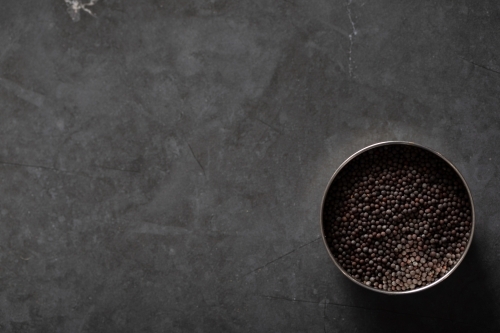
[323,144,472,292]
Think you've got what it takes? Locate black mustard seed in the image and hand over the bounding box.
[323,144,472,292]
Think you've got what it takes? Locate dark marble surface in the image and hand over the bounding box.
[1,0,499,332]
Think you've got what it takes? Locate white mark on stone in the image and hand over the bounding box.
[64,0,98,22]
[346,0,358,78]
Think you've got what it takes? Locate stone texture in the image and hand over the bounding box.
[0,0,499,331]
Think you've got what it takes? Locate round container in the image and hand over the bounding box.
[320,141,475,294]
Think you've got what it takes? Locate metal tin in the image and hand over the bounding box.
[320,141,475,295]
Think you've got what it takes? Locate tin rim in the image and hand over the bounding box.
[320,141,475,295]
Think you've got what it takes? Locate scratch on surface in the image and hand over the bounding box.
[243,237,321,277]
[0,160,57,172]
[0,158,145,179]
[254,117,283,135]
[0,77,45,108]
[187,143,206,176]
[260,295,468,324]
[323,298,328,333]
[64,0,98,22]
[93,164,140,174]
[0,160,87,177]
[130,222,192,237]
[346,0,358,78]
[0,160,99,179]
[459,56,500,75]
[259,295,319,304]
[78,305,95,333]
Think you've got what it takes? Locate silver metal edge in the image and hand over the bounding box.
[320,141,476,295]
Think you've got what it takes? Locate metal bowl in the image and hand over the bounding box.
[320,141,475,294]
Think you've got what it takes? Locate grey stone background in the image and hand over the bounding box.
[0,0,499,331]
